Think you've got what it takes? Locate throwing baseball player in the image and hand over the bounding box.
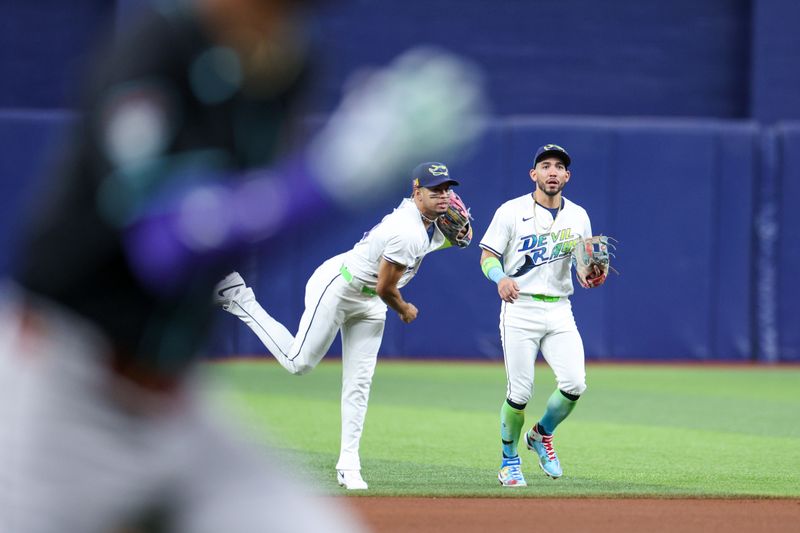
[215,162,472,490]
[479,144,609,487]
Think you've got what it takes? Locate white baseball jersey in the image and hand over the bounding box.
[480,194,592,297]
[344,198,446,289]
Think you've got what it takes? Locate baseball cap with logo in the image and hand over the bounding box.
[412,162,460,188]
[533,144,571,168]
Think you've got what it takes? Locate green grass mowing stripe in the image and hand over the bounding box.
[205,360,800,497]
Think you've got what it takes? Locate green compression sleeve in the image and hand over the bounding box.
[500,399,525,458]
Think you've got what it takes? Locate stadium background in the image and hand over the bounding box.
[1,0,798,364]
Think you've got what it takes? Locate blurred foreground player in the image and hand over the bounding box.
[0,0,486,531]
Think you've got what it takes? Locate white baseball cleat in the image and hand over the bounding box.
[337,469,368,490]
[213,271,246,308]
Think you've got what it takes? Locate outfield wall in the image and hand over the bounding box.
[205,118,797,363]
[3,112,799,362]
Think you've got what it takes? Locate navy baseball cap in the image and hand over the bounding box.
[412,162,460,188]
[534,144,571,168]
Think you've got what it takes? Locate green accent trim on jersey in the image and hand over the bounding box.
[436,238,453,251]
[340,264,353,282]
[339,265,377,296]
[500,399,526,459]
[481,256,507,284]
[538,388,578,435]
[530,294,561,302]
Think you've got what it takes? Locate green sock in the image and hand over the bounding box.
[538,389,578,435]
[500,400,525,458]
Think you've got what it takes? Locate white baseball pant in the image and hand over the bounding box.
[500,296,587,405]
[225,254,387,471]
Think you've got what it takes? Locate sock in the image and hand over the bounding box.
[538,389,579,435]
[500,399,525,458]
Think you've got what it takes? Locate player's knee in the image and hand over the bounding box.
[291,362,315,376]
[508,391,531,406]
[557,373,586,396]
[561,380,586,397]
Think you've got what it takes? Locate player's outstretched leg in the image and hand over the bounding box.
[497,399,527,487]
[524,389,578,479]
[215,271,340,375]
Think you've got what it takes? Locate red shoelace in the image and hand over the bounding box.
[541,434,557,461]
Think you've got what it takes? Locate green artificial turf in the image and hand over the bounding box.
[205,360,800,497]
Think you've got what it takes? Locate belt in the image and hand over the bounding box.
[340,265,378,297]
[530,294,561,302]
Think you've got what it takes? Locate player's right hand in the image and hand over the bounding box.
[399,303,418,323]
[497,278,520,303]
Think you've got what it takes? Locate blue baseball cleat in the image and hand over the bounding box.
[525,425,562,479]
[498,456,527,487]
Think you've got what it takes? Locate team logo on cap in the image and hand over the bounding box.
[543,144,565,152]
[428,164,449,176]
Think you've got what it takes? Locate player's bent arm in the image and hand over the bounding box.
[376,258,418,323]
[480,249,519,303]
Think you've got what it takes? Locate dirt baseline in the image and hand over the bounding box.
[341,497,800,533]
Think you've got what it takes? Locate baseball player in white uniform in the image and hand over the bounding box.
[479,144,603,487]
[215,162,470,490]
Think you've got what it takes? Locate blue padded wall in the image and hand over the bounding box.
[207,118,757,361]
[715,127,758,360]
[609,122,756,360]
[775,124,800,361]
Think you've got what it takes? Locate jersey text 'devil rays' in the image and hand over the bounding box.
[512,229,579,278]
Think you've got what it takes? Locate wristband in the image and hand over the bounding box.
[481,256,507,284]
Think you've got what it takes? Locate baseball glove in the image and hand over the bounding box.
[572,235,616,288]
[438,191,473,248]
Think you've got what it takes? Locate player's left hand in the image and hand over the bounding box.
[572,235,615,289]
[578,263,606,288]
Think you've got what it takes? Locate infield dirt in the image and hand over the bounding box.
[340,497,800,533]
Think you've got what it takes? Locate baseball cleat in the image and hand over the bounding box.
[525,424,562,479]
[337,469,368,490]
[213,271,246,309]
[497,456,527,487]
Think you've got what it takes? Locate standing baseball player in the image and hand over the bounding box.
[479,144,605,487]
[215,162,472,490]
